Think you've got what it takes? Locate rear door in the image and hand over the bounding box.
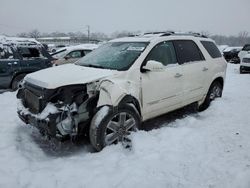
[0,46,20,88]
[18,47,49,72]
[173,40,207,105]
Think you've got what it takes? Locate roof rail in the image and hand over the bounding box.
[142,31,208,38]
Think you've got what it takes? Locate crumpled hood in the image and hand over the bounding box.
[24,64,116,89]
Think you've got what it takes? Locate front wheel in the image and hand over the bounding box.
[89,104,141,151]
[11,74,26,91]
[198,81,223,111]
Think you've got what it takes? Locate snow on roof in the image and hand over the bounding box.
[223,46,242,52]
[38,37,71,40]
[0,35,41,46]
[110,36,153,43]
[60,43,99,51]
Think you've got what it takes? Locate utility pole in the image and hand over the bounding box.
[86,25,90,43]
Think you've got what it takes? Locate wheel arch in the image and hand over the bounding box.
[118,95,141,116]
[9,72,30,88]
[211,77,224,89]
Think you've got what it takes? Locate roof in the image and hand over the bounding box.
[0,35,41,47]
[110,31,210,43]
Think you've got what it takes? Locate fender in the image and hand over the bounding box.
[97,79,141,109]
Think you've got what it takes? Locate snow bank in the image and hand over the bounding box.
[0,64,250,188]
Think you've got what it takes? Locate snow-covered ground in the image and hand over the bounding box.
[0,64,250,188]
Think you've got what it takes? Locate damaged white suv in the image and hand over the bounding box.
[17,32,227,151]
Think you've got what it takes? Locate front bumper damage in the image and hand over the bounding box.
[17,84,98,140]
[17,100,90,140]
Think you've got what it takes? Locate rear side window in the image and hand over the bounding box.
[201,41,222,58]
[0,46,14,59]
[18,47,44,58]
[173,40,204,64]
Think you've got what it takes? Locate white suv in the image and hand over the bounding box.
[240,54,250,73]
[17,32,227,151]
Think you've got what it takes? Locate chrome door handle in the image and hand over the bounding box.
[203,67,208,71]
[7,63,12,66]
[13,62,18,65]
[175,73,183,78]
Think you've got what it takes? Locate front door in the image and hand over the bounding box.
[141,41,183,120]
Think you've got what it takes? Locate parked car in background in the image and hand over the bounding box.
[223,47,242,63]
[238,44,250,62]
[52,44,98,65]
[0,36,54,90]
[240,54,250,74]
[17,32,227,151]
[217,45,228,54]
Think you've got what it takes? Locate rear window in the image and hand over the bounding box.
[173,40,205,64]
[201,41,222,58]
[242,45,250,51]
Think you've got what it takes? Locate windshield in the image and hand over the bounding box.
[76,42,148,70]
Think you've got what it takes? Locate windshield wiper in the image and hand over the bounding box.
[81,64,106,69]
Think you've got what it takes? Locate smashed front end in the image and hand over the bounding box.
[17,82,99,140]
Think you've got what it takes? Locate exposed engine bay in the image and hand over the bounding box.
[17,81,100,140]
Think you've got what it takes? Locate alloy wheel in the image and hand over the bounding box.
[105,112,137,146]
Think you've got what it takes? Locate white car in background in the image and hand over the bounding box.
[52,44,98,65]
[240,53,250,73]
[217,45,229,54]
[238,44,250,62]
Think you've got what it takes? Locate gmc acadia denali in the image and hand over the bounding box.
[17,32,227,151]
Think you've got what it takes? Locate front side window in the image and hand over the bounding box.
[174,40,205,64]
[145,41,177,66]
[67,50,82,58]
[84,50,92,55]
[76,42,148,70]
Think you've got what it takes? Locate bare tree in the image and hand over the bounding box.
[17,32,28,38]
[238,31,249,45]
[28,29,40,38]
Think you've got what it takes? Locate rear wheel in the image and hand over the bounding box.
[11,74,26,91]
[89,104,141,151]
[198,81,223,111]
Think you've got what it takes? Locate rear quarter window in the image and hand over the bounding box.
[201,41,222,58]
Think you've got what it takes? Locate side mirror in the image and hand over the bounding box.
[64,56,70,60]
[142,60,164,72]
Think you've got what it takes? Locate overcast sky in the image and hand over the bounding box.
[0,0,249,36]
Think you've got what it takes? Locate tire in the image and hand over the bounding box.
[11,74,26,91]
[198,81,223,111]
[89,104,141,151]
[240,66,243,74]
